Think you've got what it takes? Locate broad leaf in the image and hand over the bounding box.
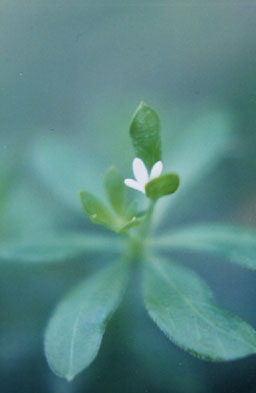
[104,166,125,217]
[130,102,161,171]
[32,135,103,212]
[155,224,256,270]
[45,260,130,380]
[0,233,120,264]
[145,173,180,200]
[1,177,61,241]
[155,109,232,226]
[143,258,256,361]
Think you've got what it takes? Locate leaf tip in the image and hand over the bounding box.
[132,101,148,119]
[78,190,85,197]
[66,373,75,382]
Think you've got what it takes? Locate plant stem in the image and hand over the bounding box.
[125,200,156,262]
[139,199,156,239]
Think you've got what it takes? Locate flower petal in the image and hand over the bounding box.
[124,178,145,193]
[150,161,163,179]
[133,158,149,185]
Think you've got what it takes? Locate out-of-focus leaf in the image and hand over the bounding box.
[154,224,256,270]
[130,102,161,171]
[0,233,120,264]
[1,177,59,241]
[124,200,138,221]
[104,166,125,217]
[31,135,102,212]
[155,109,232,226]
[143,257,256,361]
[45,259,130,380]
[145,173,179,200]
[0,169,12,214]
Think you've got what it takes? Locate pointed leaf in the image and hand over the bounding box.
[130,102,161,171]
[104,166,125,217]
[145,173,180,200]
[45,260,130,380]
[143,258,256,361]
[155,224,256,270]
[0,233,120,264]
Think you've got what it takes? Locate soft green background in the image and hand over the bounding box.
[1,1,256,392]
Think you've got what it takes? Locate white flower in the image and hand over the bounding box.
[124,158,163,194]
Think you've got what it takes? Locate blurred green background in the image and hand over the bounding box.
[1,1,256,392]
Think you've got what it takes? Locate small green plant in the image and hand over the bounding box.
[1,102,256,381]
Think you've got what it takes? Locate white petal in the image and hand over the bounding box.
[124,178,145,193]
[133,158,149,185]
[150,161,163,179]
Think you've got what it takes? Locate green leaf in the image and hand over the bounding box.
[0,233,120,264]
[154,224,256,270]
[163,109,231,187]
[155,109,232,226]
[124,199,138,221]
[145,174,180,200]
[104,166,125,217]
[32,135,103,213]
[119,214,146,232]
[45,260,130,380]
[79,191,115,230]
[130,102,161,171]
[143,258,256,361]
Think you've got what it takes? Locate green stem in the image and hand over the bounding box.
[139,199,156,240]
[125,199,156,262]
